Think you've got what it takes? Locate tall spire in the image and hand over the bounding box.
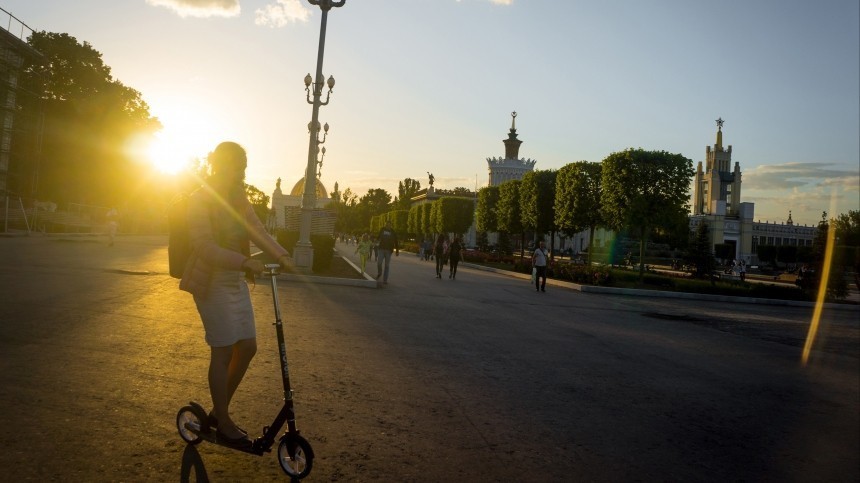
[503,111,523,159]
[715,117,724,150]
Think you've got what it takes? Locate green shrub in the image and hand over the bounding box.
[310,234,335,272]
[642,274,674,287]
[275,230,335,273]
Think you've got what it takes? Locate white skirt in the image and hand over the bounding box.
[193,270,256,347]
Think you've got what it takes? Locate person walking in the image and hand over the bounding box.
[179,141,292,447]
[433,234,447,279]
[448,236,463,279]
[355,233,372,274]
[532,240,548,292]
[375,220,399,284]
[106,207,119,246]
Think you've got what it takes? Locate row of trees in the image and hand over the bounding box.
[330,178,478,239]
[14,32,161,208]
[8,31,274,232]
[476,149,694,277]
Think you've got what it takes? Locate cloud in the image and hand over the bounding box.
[146,0,240,18]
[742,162,859,191]
[255,0,310,27]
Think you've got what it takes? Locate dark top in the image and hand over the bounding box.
[377,227,399,251]
[449,240,462,260]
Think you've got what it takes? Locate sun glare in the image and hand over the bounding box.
[147,133,193,174]
[144,101,223,174]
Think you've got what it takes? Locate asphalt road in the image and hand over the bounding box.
[0,235,857,482]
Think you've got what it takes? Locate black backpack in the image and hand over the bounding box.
[167,193,191,279]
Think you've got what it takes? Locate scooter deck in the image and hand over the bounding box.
[184,422,267,455]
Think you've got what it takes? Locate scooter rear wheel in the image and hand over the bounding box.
[278,434,313,478]
[176,405,206,445]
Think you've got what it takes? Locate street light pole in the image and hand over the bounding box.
[294,0,345,269]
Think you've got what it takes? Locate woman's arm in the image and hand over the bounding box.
[243,201,289,263]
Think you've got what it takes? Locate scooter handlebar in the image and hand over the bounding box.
[263,263,281,276]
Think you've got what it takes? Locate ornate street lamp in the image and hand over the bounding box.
[294,0,345,269]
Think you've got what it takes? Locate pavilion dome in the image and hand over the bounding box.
[290,177,328,198]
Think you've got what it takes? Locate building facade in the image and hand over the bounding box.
[269,175,334,234]
[0,8,43,199]
[689,119,815,264]
[563,119,816,264]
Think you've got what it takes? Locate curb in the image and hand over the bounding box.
[460,262,860,312]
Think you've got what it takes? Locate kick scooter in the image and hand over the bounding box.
[176,264,314,479]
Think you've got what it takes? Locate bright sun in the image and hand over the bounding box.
[147,132,194,174]
[144,101,222,174]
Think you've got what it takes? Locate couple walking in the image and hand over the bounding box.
[354,221,400,284]
[434,234,463,279]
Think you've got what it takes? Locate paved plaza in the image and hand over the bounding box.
[0,234,858,481]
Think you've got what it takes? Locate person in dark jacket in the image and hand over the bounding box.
[433,234,447,279]
[375,220,399,284]
[448,236,463,279]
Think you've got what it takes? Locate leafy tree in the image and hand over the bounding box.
[832,211,859,285]
[356,188,391,232]
[475,186,500,233]
[497,180,525,257]
[449,187,473,197]
[332,186,359,234]
[429,201,441,236]
[420,203,433,237]
[394,178,421,210]
[432,197,475,236]
[21,31,160,207]
[686,221,716,282]
[714,243,734,263]
[520,169,557,242]
[244,183,270,225]
[808,212,848,299]
[776,245,798,265]
[832,210,860,245]
[555,161,602,264]
[407,204,422,237]
[329,182,341,204]
[601,148,693,278]
[389,210,409,239]
[756,245,778,269]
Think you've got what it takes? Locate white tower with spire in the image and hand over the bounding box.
[486,112,536,186]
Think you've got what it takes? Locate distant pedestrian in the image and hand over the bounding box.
[532,240,548,292]
[433,234,446,279]
[355,233,372,274]
[448,236,462,279]
[375,220,399,284]
[106,207,119,246]
[739,260,746,282]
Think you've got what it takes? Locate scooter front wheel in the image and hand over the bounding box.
[176,405,206,445]
[278,433,314,478]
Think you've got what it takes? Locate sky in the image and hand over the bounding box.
[1,0,857,227]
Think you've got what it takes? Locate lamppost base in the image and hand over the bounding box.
[293,242,314,270]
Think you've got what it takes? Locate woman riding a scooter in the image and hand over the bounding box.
[179,141,291,447]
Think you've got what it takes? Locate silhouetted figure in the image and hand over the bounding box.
[179,141,292,447]
[449,237,462,279]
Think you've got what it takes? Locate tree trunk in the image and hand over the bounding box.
[520,232,525,259]
[588,226,595,266]
[639,225,647,279]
